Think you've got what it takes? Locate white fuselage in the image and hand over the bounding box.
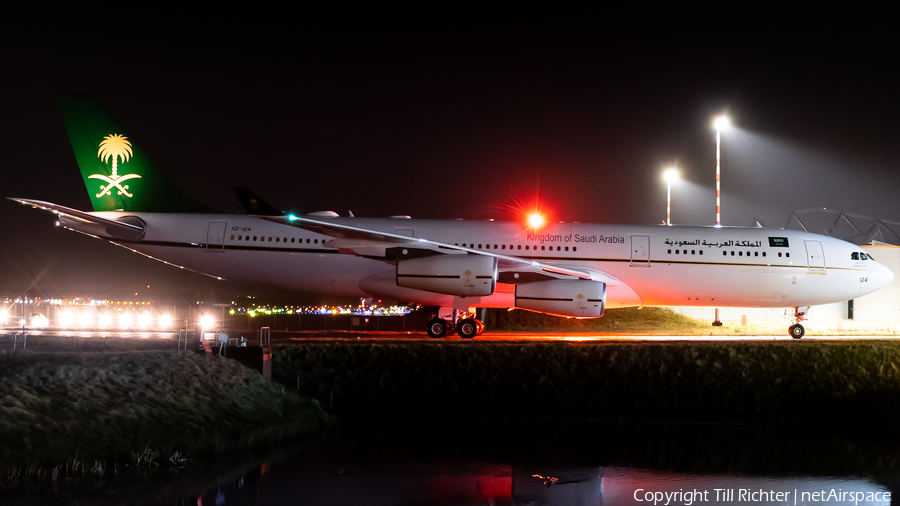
[69,212,894,311]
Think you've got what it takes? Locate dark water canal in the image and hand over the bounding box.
[4,421,898,505]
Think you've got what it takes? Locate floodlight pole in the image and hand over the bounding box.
[663,168,678,226]
[716,125,721,226]
[713,116,726,327]
[667,180,672,226]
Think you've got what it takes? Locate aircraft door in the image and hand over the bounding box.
[207,221,227,251]
[805,240,825,271]
[631,235,650,267]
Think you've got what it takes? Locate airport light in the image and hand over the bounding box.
[663,168,679,226]
[79,311,95,328]
[712,115,730,326]
[119,311,132,329]
[200,314,215,329]
[713,115,730,227]
[138,311,152,329]
[527,212,546,230]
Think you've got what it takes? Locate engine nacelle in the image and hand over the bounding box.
[396,254,497,296]
[515,279,606,318]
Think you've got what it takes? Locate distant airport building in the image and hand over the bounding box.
[672,209,900,327]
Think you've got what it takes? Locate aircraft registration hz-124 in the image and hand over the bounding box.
[11,98,894,338]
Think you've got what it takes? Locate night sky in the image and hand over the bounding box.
[2,8,898,300]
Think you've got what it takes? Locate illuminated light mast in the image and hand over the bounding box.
[663,168,679,226]
[713,115,729,327]
[714,115,730,227]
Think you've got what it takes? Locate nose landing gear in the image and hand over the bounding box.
[789,306,809,338]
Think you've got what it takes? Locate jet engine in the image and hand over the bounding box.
[396,254,497,296]
[515,279,606,318]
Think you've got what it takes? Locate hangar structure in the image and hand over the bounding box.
[672,209,900,326]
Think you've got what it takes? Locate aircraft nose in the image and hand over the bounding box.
[875,261,895,289]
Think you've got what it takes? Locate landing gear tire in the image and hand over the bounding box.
[427,318,448,338]
[790,324,805,339]
[457,318,478,339]
[475,319,484,336]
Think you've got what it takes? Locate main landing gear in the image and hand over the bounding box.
[426,309,485,339]
[789,306,809,339]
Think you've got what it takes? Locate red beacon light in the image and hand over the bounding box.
[527,212,546,229]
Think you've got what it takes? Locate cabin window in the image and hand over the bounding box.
[691,250,695,255]
[314,239,319,244]
[230,235,235,240]
[786,252,790,258]
[762,252,766,257]
[557,246,561,251]
[754,252,758,257]
[723,251,727,256]
[541,246,545,251]
[494,244,498,249]
[699,250,703,255]
[778,252,782,257]
[478,244,482,249]
[731,251,735,256]
[238,235,242,240]
[291,238,295,243]
[501,245,506,249]
[276,237,280,242]
[738,251,742,256]
[565,246,569,251]
[518,245,522,250]
[573,247,577,252]
[675,250,680,255]
[668,249,672,254]
[253,236,257,241]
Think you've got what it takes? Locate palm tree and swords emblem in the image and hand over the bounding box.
[89,134,141,198]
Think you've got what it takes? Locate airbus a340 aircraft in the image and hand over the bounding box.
[11,98,895,338]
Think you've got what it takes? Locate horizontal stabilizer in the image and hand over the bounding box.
[8,198,145,240]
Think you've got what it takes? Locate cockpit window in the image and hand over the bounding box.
[861,252,871,261]
[851,252,859,260]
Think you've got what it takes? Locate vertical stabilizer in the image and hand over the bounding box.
[61,96,213,213]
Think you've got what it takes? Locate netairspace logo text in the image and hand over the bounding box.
[632,487,891,505]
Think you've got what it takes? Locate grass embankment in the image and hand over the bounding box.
[0,351,332,468]
[275,340,900,424]
[485,307,711,333]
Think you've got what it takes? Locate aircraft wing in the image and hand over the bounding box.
[260,214,632,287]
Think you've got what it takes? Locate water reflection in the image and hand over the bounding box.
[189,423,898,506]
[194,463,891,506]
[4,422,899,505]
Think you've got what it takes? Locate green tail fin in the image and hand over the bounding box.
[61,96,214,213]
